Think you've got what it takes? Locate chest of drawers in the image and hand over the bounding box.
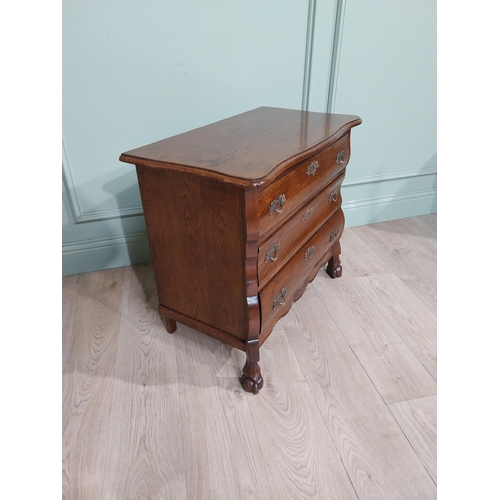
[120,107,361,394]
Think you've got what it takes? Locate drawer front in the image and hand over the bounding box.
[259,209,345,341]
[257,133,350,238]
[257,173,344,288]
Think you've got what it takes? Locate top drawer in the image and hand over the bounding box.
[257,132,350,238]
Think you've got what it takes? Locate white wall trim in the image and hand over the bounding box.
[326,0,346,113]
[343,188,436,211]
[62,231,147,254]
[62,231,150,276]
[62,139,83,223]
[343,166,436,186]
[301,0,317,111]
[62,139,143,224]
[343,188,437,228]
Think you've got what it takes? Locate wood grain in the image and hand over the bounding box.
[247,330,359,499]
[62,274,79,364]
[62,268,125,500]
[120,107,361,186]
[356,273,437,380]
[408,212,437,239]
[338,228,391,278]
[101,265,187,499]
[256,133,349,237]
[352,221,437,314]
[136,167,247,339]
[259,210,344,341]
[174,327,273,500]
[257,174,344,288]
[389,396,437,484]
[312,272,436,404]
[386,216,437,257]
[282,289,436,499]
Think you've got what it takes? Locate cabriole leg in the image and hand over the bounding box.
[326,240,343,278]
[240,339,264,394]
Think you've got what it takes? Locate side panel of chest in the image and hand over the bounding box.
[136,166,248,340]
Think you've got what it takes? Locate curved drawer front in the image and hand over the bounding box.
[257,132,350,238]
[257,173,344,288]
[259,209,345,341]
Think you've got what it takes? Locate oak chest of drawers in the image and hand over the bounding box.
[120,107,361,394]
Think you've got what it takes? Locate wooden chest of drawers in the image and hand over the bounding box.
[120,107,361,394]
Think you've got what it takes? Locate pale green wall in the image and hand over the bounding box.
[63,0,436,276]
[335,0,437,227]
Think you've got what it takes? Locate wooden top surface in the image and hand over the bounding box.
[120,107,361,186]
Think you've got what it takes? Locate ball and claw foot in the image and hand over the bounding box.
[240,362,264,394]
[326,258,342,279]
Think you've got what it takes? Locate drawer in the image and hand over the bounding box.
[257,133,350,238]
[257,173,344,289]
[259,209,345,342]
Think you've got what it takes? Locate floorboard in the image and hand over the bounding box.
[101,265,187,499]
[388,395,437,484]
[62,268,125,500]
[356,273,437,380]
[352,222,437,314]
[313,274,436,404]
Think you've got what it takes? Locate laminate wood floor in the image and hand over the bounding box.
[62,214,437,500]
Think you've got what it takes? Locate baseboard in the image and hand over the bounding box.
[62,232,151,276]
[343,188,437,228]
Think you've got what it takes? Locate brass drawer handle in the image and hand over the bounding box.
[304,246,315,261]
[264,243,280,263]
[301,207,314,221]
[269,193,286,214]
[272,287,287,309]
[307,160,319,176]
[329,229,340,242]
[336,150,346,164]
[328,189,338,203]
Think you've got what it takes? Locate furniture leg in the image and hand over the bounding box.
[240,339,264,394]
[164,317,177,334]
[326,240,342,278]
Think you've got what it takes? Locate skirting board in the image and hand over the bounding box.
[62,232,151,276]
[343,188,437,228]
[62,188,436,276]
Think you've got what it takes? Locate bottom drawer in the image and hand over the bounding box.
[259,209,345,343]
